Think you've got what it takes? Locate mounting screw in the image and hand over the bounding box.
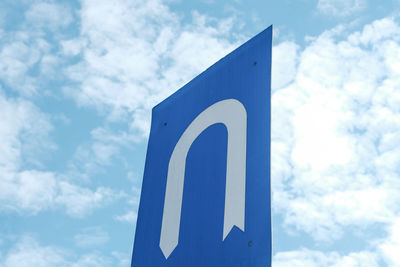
[248,241,253,247]
[253,61,257,66]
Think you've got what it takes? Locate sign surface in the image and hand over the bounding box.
[131,26,272,267]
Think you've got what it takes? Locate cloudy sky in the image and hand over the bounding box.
[1,0,400,266]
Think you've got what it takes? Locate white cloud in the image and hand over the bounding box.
[0,90,52,173]
[115,210,137,224]
[74,227,109,248]
[379,217,400,266]
[0,90,56,214]
[0,1,73,96]
[0,89,120,216]
[0,170,120,217]
[115,187,140,224]
[348,18,400,46]
[0,8,123,215]
[25,1,73,31]
[39,54,60,77]
[71,253,111,267]
[66,126,137,179]
[61,39,87,56]
[272,41,299,91]
[56,182,120,217]
[2,236,68,267]
[317,0,366,17]
[0,236,114,267]
[0,32,50,95]
[111,251,131,267]
[272,17,400,245]
[273,249,379,267]
[0,171,57,213]
[70,143,119,175]
[65,0,241,138]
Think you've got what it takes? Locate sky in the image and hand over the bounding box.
[0,0,400,266]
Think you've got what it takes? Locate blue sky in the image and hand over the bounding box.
[0,0,400,266]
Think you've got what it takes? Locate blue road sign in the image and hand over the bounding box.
[131,26,272,267]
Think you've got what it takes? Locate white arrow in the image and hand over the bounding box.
[159,99,247,259]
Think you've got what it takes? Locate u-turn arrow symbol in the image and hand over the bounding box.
[159,99,247,259]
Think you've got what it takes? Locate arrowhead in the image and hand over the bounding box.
[160,236,178,259]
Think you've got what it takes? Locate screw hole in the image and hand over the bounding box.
[164,122,167,126]
[248,241,253,247]
[253,61,257,66]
